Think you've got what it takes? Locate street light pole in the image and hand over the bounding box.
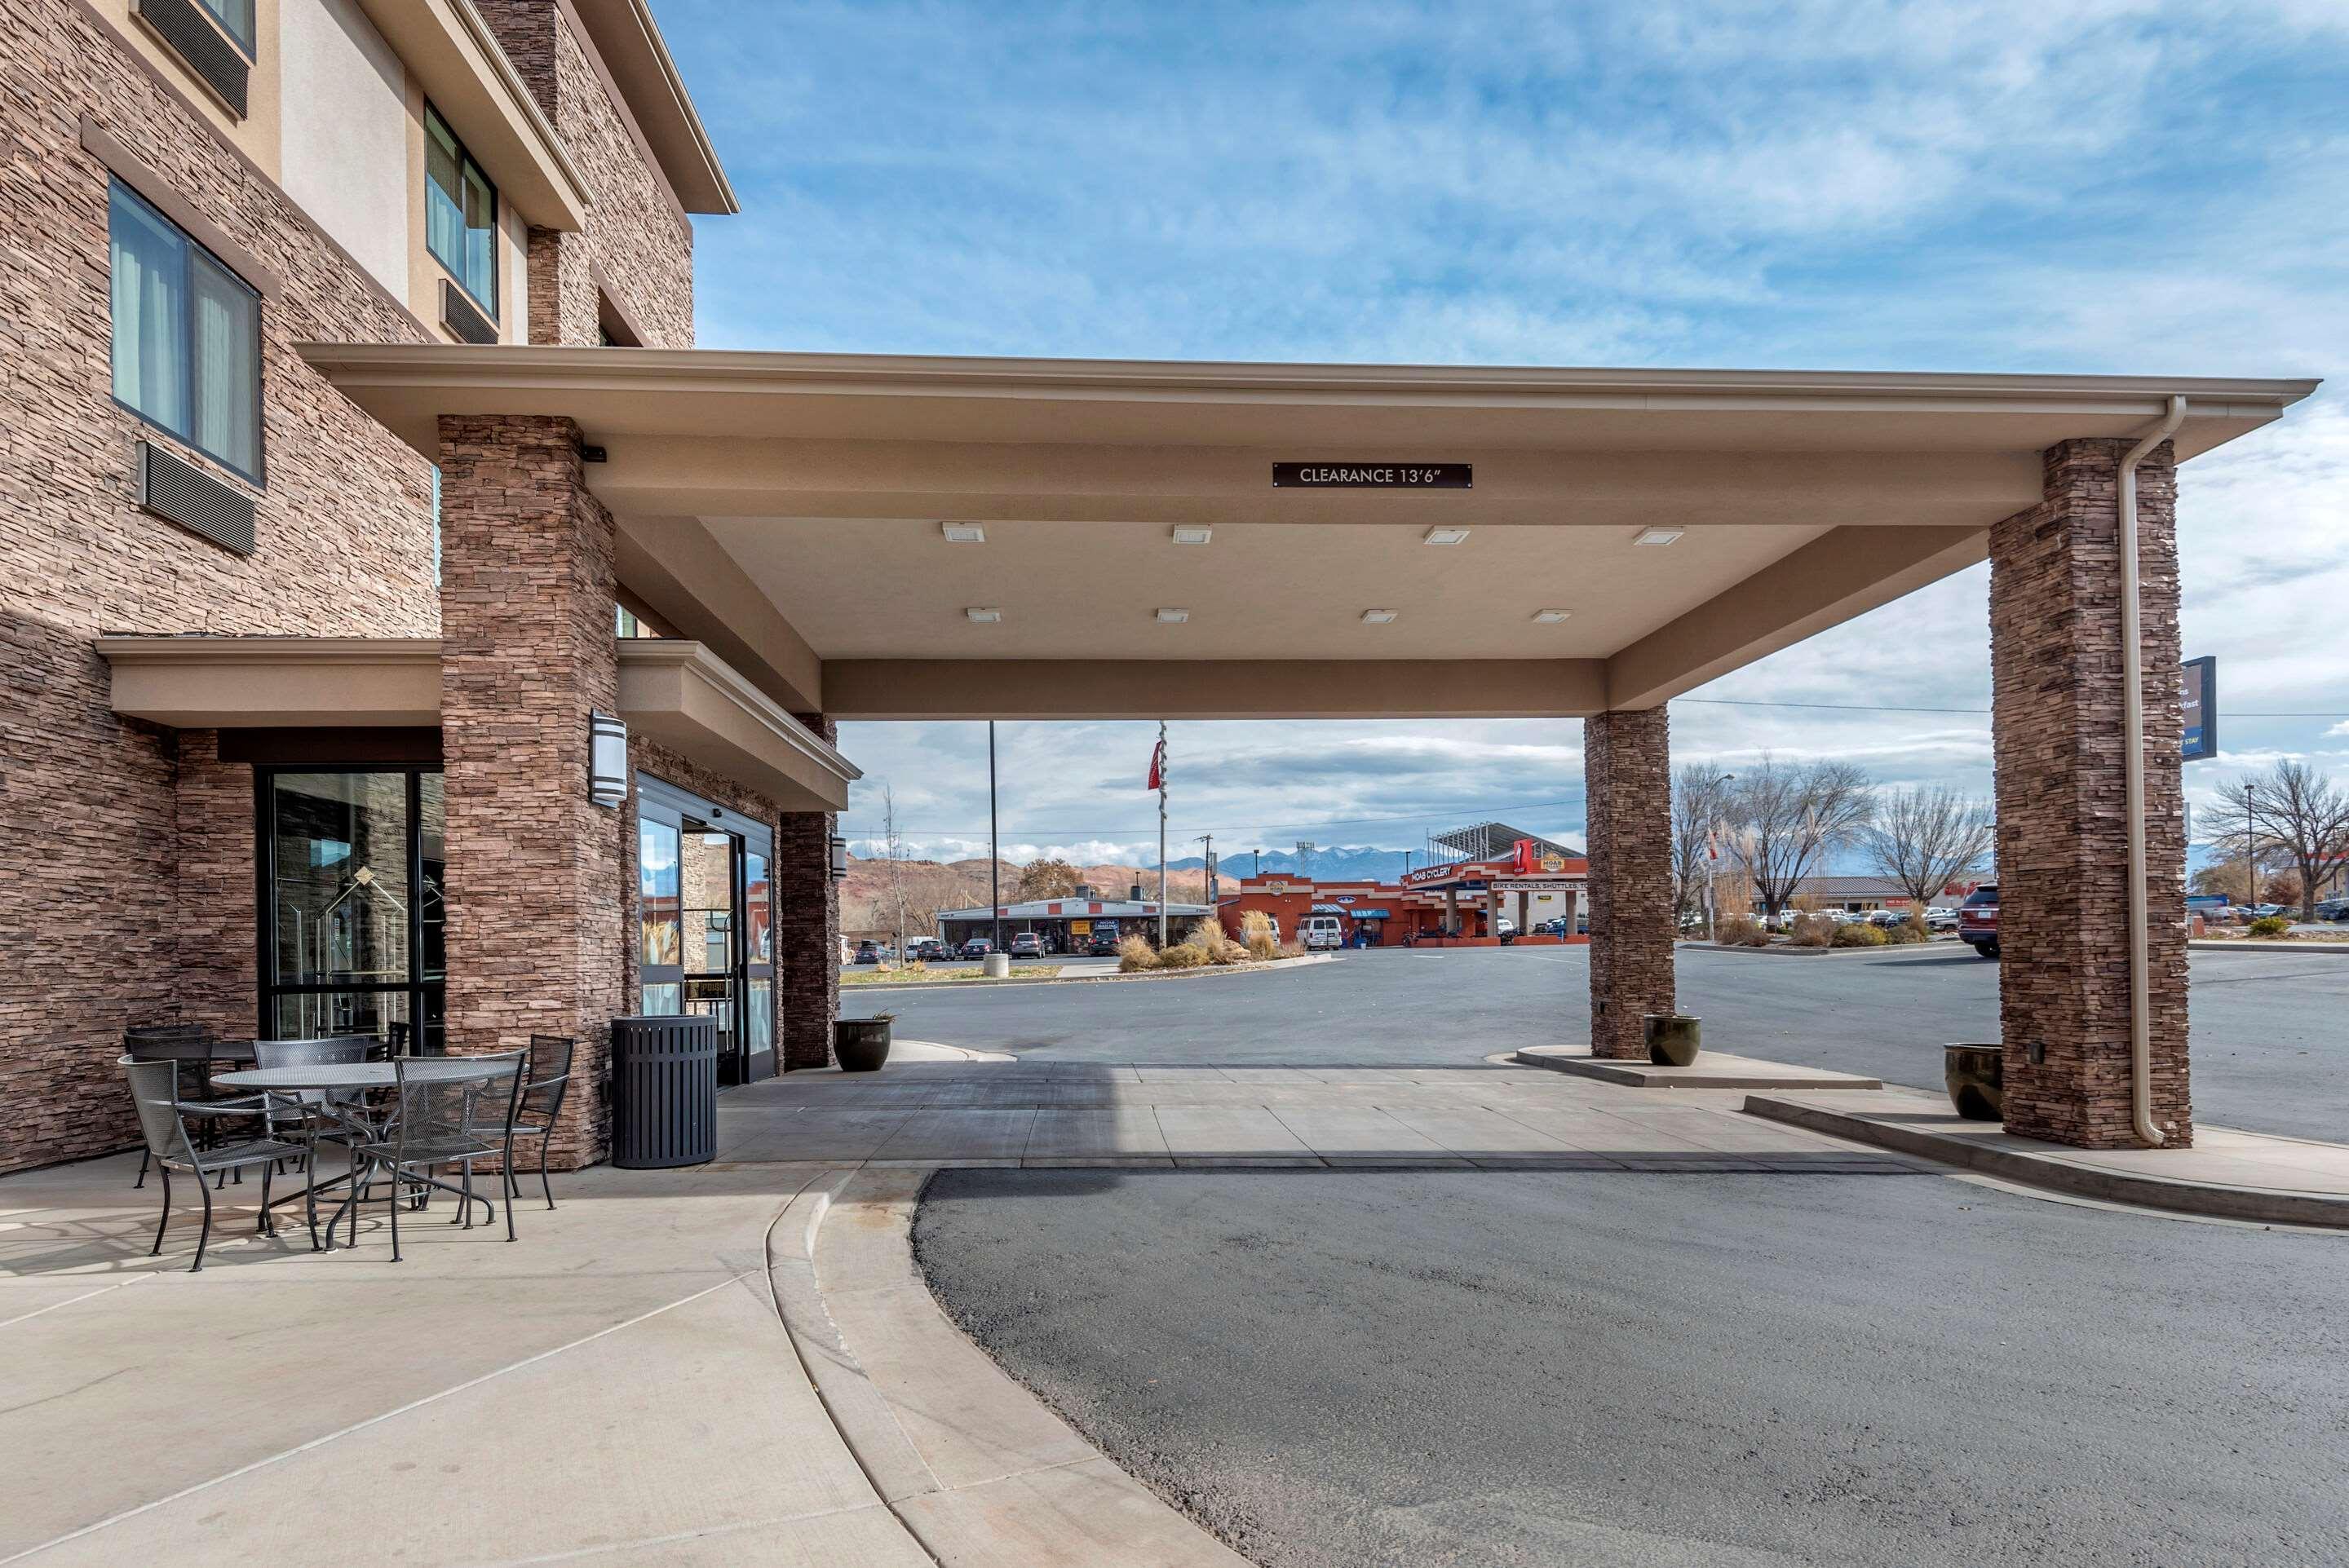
[988,721,1002,956]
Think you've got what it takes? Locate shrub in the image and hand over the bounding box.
[2248,914,2293,938]
[1157,942,1208,970]
[1832,920,1887,947]
[1741,926,1772,947]
[1276,939,1307,959]
[1238,910,1276,943]
[1116,934,1160,972]
[1246,933,1280,961]
[1882,916,1927,945]
[1185,917,1250,965]
[1789,914,1834,947]
[1714,916,1762,946]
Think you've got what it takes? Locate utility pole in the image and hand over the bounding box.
[1254,849,1263,878]
[1197,833,1217,905]
[1156,720,1170,946]
[988,721,1002,956]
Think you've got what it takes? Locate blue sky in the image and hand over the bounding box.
[657,0,2349,866]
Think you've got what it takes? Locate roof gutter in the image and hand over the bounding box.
[2120,394,2188,1148]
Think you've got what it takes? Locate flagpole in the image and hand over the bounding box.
[1157,720,1169,947]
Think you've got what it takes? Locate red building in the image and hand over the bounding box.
[1218,837,1590,949]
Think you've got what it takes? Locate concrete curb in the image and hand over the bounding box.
[1741,1094,2349,1229]
[1676,939,1968,958]
[2189,939,2349,956]
[846,952,1343,993]
[769,1165,1252,1566]
[1514,1048,1882,1091]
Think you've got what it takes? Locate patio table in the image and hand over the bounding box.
[215,1058,521,1242]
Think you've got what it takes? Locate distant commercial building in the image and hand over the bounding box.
[1219,824,1589,947]
[937,894,1214,952]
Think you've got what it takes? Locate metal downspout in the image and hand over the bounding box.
[2119,395,2188,1147]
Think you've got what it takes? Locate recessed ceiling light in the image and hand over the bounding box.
[1362,608,1398,624]
[1531,608,1573,623]
[1156,607,1189,623]
[1633,527,1685,546]
[1423,527,1471,545]
[1170,526,1213,545]
[940,523,986,543]
[965,607,1002,623]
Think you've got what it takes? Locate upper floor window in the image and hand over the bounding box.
[196,0,255,55]
[108,179,261,482]
[425,106,497,316]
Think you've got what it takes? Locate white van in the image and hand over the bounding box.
[1301,914,1344,951]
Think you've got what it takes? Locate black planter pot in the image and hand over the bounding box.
[1944,1044,2002,1120]
[1644,1014,1701,1067]
[835,1018,893,1072]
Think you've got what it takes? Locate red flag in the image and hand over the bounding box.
[1147,736,1166,792]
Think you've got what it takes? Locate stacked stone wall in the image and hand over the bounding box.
[1991,439,2191,1147]
[1583,708,1675,1060]
[0,0,435,1173]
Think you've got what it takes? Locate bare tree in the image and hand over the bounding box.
[1722,755,1875,919]
[1670,762,1736,930]
[2201,760,2349,920]
[1865,786,1994,912]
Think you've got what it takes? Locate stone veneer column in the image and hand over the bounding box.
[173,731,259,1041]
[437,415,623,1167]
[1991,439,2191,1148]
[776,713,840,1070]
[1584,708,1674,1058]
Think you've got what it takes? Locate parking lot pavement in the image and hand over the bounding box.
[916,1165,2349,1568]
[849,944,2349,1142]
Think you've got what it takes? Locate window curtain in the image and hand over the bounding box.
[108,184,187,438]
[190,253,259,475]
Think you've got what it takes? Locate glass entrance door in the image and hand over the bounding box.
[636,775,775,1085]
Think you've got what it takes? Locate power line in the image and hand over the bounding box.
[1679,696,2349,718]
[841,794,1589,840]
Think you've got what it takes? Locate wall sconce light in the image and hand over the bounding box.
[589,712,628,807]
[829,835,850,880]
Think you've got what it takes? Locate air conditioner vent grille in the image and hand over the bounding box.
[138,441,255,554]
[131,0,250,117]
[440,280,498,345]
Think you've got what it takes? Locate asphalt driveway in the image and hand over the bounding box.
[850,945,2349,1141]
[918,1165,2349,1568]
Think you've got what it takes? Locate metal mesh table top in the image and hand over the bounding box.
[215,1059,518,1092]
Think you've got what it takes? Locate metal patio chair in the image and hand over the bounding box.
[498,1035,575,1212]
[120,1058,304,1272]
[123,1024,266,1189]
[347,1053,526,1261]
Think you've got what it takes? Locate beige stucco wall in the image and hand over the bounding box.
[278,0,409,298]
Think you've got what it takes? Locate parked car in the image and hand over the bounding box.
[906,937,948,962]
[1925,907,1959,933]
[853,939,882,965]
[1958,883,1999,959]
[1086,932,1121,956]
[1008,932,1046,958]
[1866,908,1904,927]
[2316,898,2349,924]
[1493,917,1517,939]
[958,937,994,960]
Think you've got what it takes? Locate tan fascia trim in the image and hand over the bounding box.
[613,515,823,713]
[356,0,591,231]
[291,342,2322,410]
[822,659,1608,721]
[564,0,738,214]
[1603,525,1990,712]
[97,636,442,727]
[80,116,283,298]
[617,640,859,811]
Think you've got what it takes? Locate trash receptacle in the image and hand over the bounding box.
[610,1015,718,1168]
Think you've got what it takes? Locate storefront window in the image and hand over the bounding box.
[261,769,441,1048]
[639,815,682,1014]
